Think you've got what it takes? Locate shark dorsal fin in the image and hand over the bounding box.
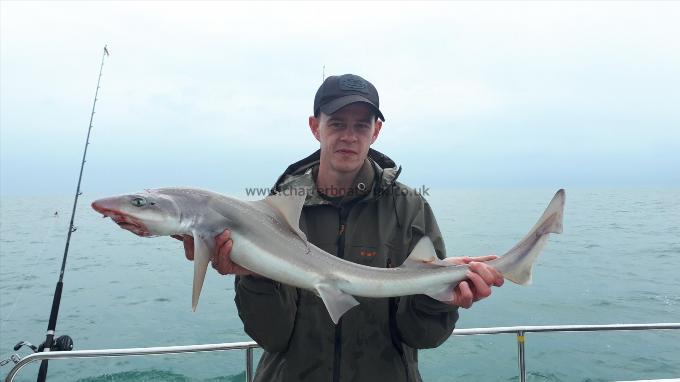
[399,236,451,269]
[264,192,308,242]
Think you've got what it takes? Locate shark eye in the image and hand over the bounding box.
[131,197,147,207]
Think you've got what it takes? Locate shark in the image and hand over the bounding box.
[91,188,565,324]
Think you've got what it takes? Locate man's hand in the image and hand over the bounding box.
[172,230,256,276]
[442,255,505,309]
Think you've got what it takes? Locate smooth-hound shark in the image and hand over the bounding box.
[92,188,565,324]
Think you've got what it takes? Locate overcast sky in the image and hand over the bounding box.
[1,1,679,196]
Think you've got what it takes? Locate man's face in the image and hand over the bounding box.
[309,103,382,175]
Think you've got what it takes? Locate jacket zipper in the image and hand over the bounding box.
[333,205,349,382]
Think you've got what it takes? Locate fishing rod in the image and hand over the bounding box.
[11,45,110,382]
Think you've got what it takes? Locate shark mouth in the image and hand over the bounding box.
[91,203,151,237]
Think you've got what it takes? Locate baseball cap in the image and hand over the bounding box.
[313,74,385,121]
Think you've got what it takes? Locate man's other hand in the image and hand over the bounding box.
[443,255,505,309]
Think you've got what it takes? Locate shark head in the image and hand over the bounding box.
[91,190,184,237]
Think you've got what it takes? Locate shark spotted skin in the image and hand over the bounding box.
[92,188,565,324]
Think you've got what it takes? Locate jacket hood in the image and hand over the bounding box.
[272,148,402,204]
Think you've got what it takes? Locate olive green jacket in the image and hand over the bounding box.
[234,149,459,382]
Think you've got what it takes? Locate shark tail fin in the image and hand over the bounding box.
[499,235,549,286]
[492,189,565,285]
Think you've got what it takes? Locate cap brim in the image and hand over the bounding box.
[319,95,385,121]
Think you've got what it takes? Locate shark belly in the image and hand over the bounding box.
[228,232,326,290]
[336,265,468,298]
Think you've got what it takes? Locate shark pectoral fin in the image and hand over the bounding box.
[263,192,308,243]
[315,283,360,325]
[191,231,214,311]
[399,236,451,269]
[425,284,457,303]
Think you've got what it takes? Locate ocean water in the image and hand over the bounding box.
[1,188,678,382]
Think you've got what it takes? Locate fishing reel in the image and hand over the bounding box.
[2,336,74,367]
[43,335,73,352]
[13,335,74,354]
[39,335,74,352]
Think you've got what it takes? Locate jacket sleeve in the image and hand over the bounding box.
[234,275,298,353]
[395,196,460,349]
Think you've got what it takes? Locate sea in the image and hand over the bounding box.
[1,188,678,382]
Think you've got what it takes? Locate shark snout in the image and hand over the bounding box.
[91,197,121,215]
[91,198,151,237]
[91,200,104,214]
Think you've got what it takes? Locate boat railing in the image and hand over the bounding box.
[5,322,680,382]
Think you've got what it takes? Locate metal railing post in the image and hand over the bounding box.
[517,330,526,382]
[246,347,254,382]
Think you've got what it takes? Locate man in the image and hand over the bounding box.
[177,74,503,381]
